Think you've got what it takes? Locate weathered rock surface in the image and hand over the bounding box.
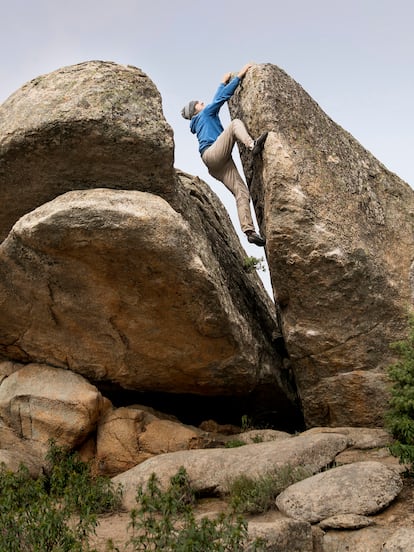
[0,61,298,426]
[95,406,203,476]
[0,60,175,242]
[233,428,291,444]
[113,432,349,510]
[0,58,412,551]
[0,449,42,478]
[302,426,392,449]
[0,362,108,448]
[275,461,402,523]
[382,528,414,551]
[247,518,313,552]
[0,187,290,404]
[319,527,395,552]
[229,63,414,427]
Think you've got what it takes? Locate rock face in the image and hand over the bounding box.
[0,61,297,426]
[0,59,413,552]
[229,63,414,427]
[0,60,175,242]
[0,187,287,400]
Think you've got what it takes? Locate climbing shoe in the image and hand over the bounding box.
[247,231,266,247]
[252,132,268,155]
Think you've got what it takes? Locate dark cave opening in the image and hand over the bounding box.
[93,380,305,434]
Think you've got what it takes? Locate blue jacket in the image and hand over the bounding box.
[190,77,241,155]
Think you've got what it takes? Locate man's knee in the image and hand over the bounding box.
[230,118,244,128]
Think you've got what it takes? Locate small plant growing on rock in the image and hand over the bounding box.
[225,439,246,448]
[241,414,254,432]
[243,256,266,273]
[386,314,414,474]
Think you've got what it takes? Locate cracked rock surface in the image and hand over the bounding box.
[230,63,414,426]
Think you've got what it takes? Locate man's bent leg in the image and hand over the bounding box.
[202,119,253,168]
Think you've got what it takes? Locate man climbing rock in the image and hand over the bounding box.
[181,63,267,247]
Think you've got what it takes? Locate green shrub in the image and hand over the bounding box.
[45,441,123,515]
[241,414,254,432]
[228,464,311,514]
[125,466,265,551]
[225,439,246,448]
[243,256,266,273]
[386,314,414,473]
[0,441,123,551]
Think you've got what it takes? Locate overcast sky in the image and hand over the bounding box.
[1,0,413,296]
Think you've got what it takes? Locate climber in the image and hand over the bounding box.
[181,62,268,247]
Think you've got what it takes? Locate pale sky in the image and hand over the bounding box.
[1,0,413,296]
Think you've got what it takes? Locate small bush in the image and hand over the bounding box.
[241,414,254,432]
[228,464,311,514]
[125,466,265,551]
[0,441,123,552]
[243,256,266,273]
[46,441,123,515]
[225,439,246,448]
[386,314,414,473]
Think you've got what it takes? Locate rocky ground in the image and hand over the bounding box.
[89,477,414,551]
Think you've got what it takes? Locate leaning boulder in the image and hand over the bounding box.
[229,63,414,427]
[0,363,108,448]
[0,60,175,242]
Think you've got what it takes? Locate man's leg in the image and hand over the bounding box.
[203,119,253,166]
[205,157,255,234]
[201,120,266,245]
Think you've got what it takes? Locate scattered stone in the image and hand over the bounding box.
[247,518,313,552]
[319,514,375,530]
[276,461,402,523]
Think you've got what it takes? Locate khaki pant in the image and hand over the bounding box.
[201,119,255,233]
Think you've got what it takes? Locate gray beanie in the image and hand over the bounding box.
[181,100,198,120]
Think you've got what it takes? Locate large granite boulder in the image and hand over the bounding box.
[229,63,414,427]
[0,61,299,425]
[0,187,291,405]
[0,60,175,242]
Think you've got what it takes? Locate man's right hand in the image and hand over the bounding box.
[238,63,254,79]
